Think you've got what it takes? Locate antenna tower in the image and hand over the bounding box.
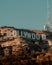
[44,0,50,31]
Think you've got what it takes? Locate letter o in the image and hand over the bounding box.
[36,34,40,40]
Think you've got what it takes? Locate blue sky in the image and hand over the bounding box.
[0,0,52,30]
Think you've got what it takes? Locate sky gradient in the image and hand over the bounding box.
[0,0,52,30]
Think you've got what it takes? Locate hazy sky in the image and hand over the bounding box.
[0,0,52,30]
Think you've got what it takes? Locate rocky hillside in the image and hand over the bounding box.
[0,26,52,56]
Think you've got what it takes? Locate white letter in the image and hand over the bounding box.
[36,34,40,40]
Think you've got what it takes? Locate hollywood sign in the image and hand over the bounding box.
[6,29,46,41]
